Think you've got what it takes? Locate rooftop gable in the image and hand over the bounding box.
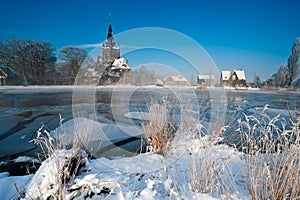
[0,68,8,78]
[198,74,215,80]
[221,70,231,81]
[163,75,187,82]
[233,70,246,80]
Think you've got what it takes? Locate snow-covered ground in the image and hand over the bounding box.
[1,87,299,199]
[0,132,251,200]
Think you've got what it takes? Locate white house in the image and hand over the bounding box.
[197,74,215,87]
[163,75,188,86]
[220,69,247,87]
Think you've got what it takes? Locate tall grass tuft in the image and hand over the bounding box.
[28,115,88,200]
[183,121,241,199]
[142,100,175,154]
[237,105,300,200]
[152,98,243,199]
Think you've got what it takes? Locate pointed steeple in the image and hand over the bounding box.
[107,13,113,39]
[107,24,113,39]
[102,14,120,62]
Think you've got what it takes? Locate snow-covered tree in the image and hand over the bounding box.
[287,37,300,86]
[273,65,289,87]
[0,39,56,85]
[253,73,261,88]
[59,46,88,84]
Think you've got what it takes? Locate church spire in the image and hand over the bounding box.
[107,13,113,39]
[102,13,120,62]
[107,24,113,39]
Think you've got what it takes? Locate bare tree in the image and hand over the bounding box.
[0,39,56,85]
[287,37,300,85]
[27,40,56,84]
[0,39,30,85]
[253,73,261,88]
[59,46,88,84]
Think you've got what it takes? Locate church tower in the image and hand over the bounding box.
[102,19,120,62]
[97,15,130,85]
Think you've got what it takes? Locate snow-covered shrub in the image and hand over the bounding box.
[165,122,246,199]
[26,116,89,200]
[25,149,88,200]
[142,101,175,154]
[237,105,300,200]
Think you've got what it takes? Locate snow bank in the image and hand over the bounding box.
[0,174,33,200]
[20,134,250,199]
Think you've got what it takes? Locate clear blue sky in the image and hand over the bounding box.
[0,0,299,81]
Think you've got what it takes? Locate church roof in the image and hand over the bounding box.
[111,58,130,70]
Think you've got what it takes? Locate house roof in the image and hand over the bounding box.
[221,70,231,81]
[198,74,215,80]
[0,68,8,78]
[233,70,246,80]
[221,70,246,81]
[163,75,188,82]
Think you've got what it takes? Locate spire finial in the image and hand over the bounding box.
[107,14,113,39]
[108,13,111,24]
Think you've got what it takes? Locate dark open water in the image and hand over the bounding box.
[0,87,299,162]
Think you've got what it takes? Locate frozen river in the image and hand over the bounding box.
[0,86,299,162]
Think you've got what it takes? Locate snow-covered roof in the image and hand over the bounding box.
[163,75,188,82]
[221,70,246,81]
[156,79,163,85]
[198,74,215,80]
[233,70,246,80]
[221,70,231,81]
[111,58,130,70]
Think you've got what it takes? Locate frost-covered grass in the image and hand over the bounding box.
[1,103,300,199]
[27,115,90,200]
[142,101,175,154]
[237,105,300,200]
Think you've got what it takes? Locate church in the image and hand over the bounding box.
[79,19,131,85]
[97,22,131,85]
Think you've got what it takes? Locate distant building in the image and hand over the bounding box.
[97,22,131,85]
[101,24,120,62]
[0,67,22,85]
[220,69,247,87]
[163,75,188,86]
[78,18,131,85]
[197,74,215,87]
[0,68,7,85]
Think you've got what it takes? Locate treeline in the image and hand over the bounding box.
[1,38,299,87]
[263,37,300,88]
[0,39,90,86]
[118,66,158,86]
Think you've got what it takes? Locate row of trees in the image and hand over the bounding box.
[118,66,158,86]
[0,39,89,85]
[1,38,299,87]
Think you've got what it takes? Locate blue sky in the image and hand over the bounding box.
[0,0,299,81]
